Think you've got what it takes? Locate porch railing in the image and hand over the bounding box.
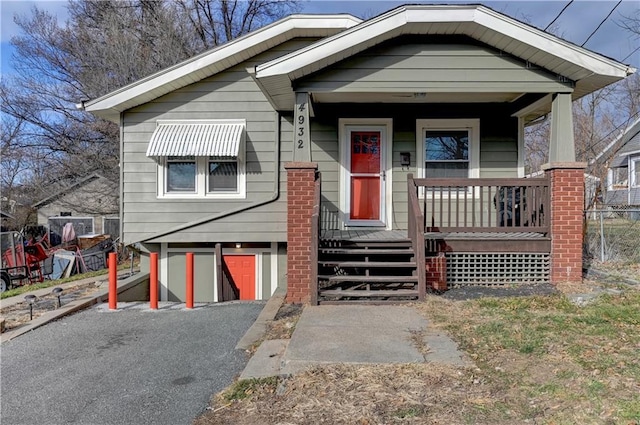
[215,243,239,301]
[409,176,550,234]
[407,174,426,300]
[310,171,322,306]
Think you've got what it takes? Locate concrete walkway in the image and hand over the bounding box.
[241,304,471,379]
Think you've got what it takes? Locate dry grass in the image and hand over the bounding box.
[195,363,517,425]
[197,282,640,425]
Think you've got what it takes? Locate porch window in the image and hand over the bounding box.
[424,130,469,178]
[632,158,639,188]
[416,119,480,186]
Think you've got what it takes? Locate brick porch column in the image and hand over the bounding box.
[285,162,318,304]
[543,162,587,284]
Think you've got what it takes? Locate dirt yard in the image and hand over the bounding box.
[0,281,105,331]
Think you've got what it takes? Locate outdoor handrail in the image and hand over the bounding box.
[310,171,321,306]
[413,177,550,234]
[407,174,426,300]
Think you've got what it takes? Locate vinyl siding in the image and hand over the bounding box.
[310,103,518,230]
[121,39,315,245]
[297,40,573,94]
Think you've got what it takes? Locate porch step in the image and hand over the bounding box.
[319,261,416,268]
[319,248,414,255]
[320,289,419,298]
[320,275,419,283]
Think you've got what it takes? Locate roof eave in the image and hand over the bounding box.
[82,14,361,122]
[255,5,633,105]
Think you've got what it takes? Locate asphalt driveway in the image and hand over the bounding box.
[0,302,263,425]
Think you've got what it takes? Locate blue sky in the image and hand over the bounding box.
[1,0,638,76]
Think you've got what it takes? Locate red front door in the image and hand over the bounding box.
[350,131,382,221]
[224,255,256,300]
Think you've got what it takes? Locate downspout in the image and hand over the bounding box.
[140,111,283,242]
[119,113,125,244]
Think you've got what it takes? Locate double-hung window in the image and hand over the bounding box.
[416,119,480,189]
[147,120,246,199]
[632,157,639,188]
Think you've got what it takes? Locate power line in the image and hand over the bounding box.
[581,0,622,47]
[545,0,574,31]
[622,45,640,62]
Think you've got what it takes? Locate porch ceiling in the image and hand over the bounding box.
[255,5,634,116]
[312,92,523,104]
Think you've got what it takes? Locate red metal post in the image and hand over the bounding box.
[108,252,117,310]
[150,252,158,310]
[186,252,194,309]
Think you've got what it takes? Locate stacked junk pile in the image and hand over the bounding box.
[0,224,116,292]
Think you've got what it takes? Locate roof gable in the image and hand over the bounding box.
[593,117,640,165]
[255,4,634,111]
[82,14,361,122]
[32,174,116,209]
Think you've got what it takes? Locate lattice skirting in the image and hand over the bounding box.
[444,252,550,286]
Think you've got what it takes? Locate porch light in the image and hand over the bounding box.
[235,243,242,249]
[52,287,63,308]
[24,295,37,320]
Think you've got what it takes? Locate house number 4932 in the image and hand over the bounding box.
[297,102,307,149]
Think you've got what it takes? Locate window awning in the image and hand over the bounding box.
[146,121,244,157]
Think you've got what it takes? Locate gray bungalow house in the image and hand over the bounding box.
[83,5,634,304]
[603,118,640,208]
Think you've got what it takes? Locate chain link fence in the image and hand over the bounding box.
[584,209,640,264]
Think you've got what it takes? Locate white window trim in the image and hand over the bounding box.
[631,156,640,188]
[416,119,480,197]
[156,151,246,200]
[608,167,629,191]
[338,118,393,230]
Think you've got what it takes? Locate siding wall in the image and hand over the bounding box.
[297,39,572,94]
[311,103,519,230]
[121,39,316,245]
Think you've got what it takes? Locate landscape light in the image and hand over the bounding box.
[52,287,63,308]
[24,295,37,320]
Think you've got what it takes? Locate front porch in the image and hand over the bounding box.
[301,172,563,305]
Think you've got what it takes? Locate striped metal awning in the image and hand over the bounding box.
[146,121,244,157]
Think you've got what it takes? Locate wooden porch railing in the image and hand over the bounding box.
[407,174,427,300]
[215,243,239,302]
[410,177,551,234]
[310,171,321,306]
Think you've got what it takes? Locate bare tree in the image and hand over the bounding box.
[2,0,297,220]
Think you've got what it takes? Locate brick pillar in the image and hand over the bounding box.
[285,162,318,304]
[543,162,587,284]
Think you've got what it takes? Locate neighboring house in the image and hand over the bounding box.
[600,118,640,208]
[82,5,634,304]
[32,173,119,240]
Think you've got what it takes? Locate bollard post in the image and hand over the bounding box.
[150,252,158,310]
[186,252,194,309]
[108,252,117,310]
